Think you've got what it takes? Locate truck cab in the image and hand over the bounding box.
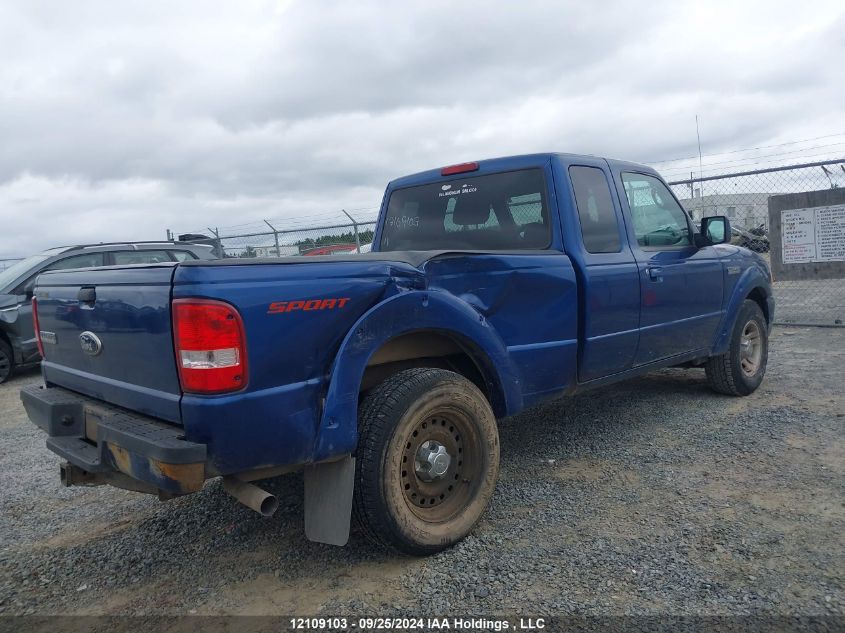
[21,153,773,555]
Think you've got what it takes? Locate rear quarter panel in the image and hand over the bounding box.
[172,260,413,474]
[315,252,579,462]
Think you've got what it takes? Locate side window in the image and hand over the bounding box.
[112,250,173,265]
[621,172,692,248]
[569,166,622,253]
[46,253,105,271]
[170,251,197,262]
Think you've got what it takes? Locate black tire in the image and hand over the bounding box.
[354,368,500,555]
[0,339,14,385]
[706,299,768,396]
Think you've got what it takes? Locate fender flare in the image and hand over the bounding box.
[711,267,772,355]
[312,289,521,461]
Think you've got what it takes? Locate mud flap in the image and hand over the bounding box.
[304,456,355,546]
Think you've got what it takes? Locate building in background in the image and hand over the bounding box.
[678,193,774,229]
[253,245,300,258]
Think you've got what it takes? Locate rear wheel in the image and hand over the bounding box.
[354,368,499,555]
[706,299,768,396]
[0,339,14,384]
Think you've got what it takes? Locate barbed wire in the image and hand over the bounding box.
[0,257,24,271]
[169,137,845,242]
[175,206,380,238]
[657,147,845,179]
[645,131,845,165]
[191,157,843,326]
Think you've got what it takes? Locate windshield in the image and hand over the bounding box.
[379,168,551,251]
[0,254,55,292]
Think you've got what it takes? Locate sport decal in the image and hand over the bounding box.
[268,297,351,314]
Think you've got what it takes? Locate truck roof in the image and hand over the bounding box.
[389,152,660,189]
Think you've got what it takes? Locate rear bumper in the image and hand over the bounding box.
[20,384,207,495]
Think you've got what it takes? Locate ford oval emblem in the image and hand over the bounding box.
[79,331,103,356]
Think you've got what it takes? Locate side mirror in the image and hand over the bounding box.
[701,216,731,245]
[21,279,36,299]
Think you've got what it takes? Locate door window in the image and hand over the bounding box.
[45,252,105,271]
[170,250,197,262]
[621,173,692,248]
[112,250,173,265]
[569,166,622,253]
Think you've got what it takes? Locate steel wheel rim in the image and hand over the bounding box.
[739,320,762,376]
[400,407,480,523]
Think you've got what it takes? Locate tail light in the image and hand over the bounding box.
[172,298,247,394]
[32,297,44,357]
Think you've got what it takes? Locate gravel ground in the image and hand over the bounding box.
[0,327,843,618]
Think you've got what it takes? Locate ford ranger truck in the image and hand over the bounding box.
[21,153,774,555]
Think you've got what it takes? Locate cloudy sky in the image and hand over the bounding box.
[1,0,844,256]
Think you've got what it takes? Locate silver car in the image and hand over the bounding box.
[0,241,216,383]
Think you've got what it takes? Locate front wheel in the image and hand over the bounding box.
[354,368,500,555]
[706,299,768,396]
[0,339,14,384]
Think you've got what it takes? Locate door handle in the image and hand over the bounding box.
[647,267,663,282]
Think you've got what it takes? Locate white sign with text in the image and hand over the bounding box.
[781,204,845,264]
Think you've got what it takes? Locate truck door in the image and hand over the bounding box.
[616,171,723,364]
[556,159,640,382]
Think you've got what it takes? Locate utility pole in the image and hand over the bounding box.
[341,209,361,253]
[696,115,705,198]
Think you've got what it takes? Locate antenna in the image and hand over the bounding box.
[696,115,704,197]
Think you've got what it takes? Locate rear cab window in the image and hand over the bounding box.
[380,169,551,251]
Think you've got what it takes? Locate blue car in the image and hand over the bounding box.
[21,154,773,555]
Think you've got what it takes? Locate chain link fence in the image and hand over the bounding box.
[179,220,378,260]
[172,158,844,327]
[668,159,845,326]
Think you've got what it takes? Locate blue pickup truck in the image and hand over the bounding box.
[21,153,773,555]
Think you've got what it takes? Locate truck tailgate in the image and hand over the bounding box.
[34,264,182,422]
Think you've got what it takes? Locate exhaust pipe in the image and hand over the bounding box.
[223,476,279,516]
